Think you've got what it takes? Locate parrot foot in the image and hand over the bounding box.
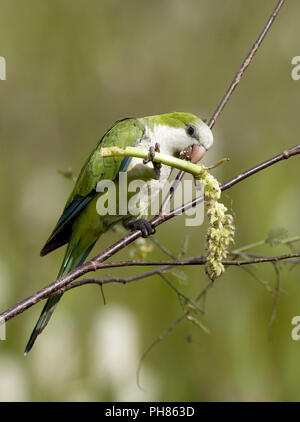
[125,219,155,238]
[143,143,161,179]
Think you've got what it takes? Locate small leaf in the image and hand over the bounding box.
[186,314,211,335]
[180,236,189,257]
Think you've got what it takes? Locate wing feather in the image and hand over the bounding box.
[40,118,144,256]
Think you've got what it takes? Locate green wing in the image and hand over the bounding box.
[40,118,144,256]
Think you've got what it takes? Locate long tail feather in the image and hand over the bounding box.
[24,295,62,355]
[24,241,96,355]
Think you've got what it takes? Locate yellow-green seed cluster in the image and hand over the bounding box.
[197,170,235,281]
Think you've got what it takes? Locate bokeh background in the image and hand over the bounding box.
[0,0,299,401]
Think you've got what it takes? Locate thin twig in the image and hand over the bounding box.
[137,279,213,389]
[208,0,286,128]
[160,0,287,215]
[158,273,204,314]
[148,236,177,260]
[268,264,281,342]
[51,253,300,293]
[57,265,171,294]
[71,252,300,270]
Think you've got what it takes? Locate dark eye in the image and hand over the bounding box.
[186,125,196,137]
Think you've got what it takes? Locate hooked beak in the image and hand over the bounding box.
[190,143,206,163]
[181,143,207,163]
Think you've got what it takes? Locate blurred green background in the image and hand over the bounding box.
[0,0,299,401]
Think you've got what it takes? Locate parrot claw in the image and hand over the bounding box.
[143,143,161,179]
[125,219,155,238]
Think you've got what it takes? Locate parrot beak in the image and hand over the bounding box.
[190,144,206,163]
[181,143,207,163]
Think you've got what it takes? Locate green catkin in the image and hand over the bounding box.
[196,170,235,281]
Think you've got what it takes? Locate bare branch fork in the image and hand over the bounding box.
[0,0,289,324]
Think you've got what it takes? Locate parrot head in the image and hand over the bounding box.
[141,112,213,162]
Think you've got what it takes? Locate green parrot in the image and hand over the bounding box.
[24,112,213,354]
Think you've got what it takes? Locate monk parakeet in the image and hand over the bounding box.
[24,112,213,354]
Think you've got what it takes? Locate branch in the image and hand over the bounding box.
[51,252,300,276]
[100,146,228,178]
[0,0,288,323]
[99,145,222,177]
[2,248,299,323]
[100,146,208,175]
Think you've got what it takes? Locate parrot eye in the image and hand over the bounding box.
[186,125,196,137]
